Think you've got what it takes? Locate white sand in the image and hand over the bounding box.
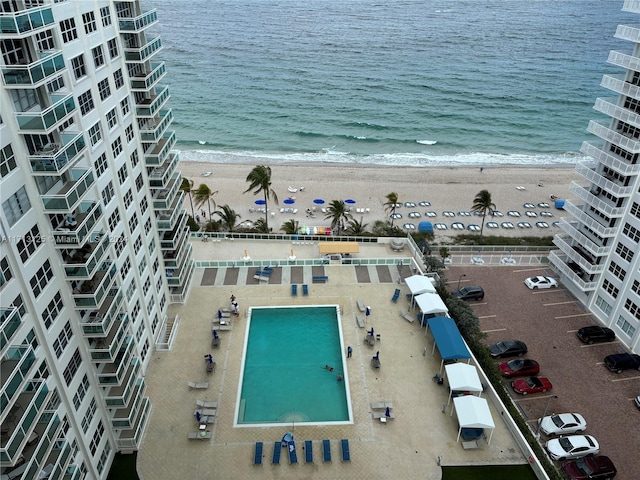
[179,160,578,238]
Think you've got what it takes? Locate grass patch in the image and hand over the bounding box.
[442,464,537,480]
[107,453,139,480]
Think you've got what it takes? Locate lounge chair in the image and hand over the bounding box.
[371,402,393,410]
[357,300,366,312]
[370,356,381,369]
[194,408,216,416]
[400,311,414,323]
[188,431,211,440]
[302,284,309,295]
[272,441,281,465]
[196,400,218,408]
[356,315,365,328]
[341,439,350,462]
[288,441,298,464]
[291,284,297,296]
[188,381,209,389]
[304,440,313,463]
[254,442,263,465]
[322,439,331,463]
[391,288,400,302]
[373,411,395,419]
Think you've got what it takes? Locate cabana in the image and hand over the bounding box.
[444,363,483,407]
[451,395,495,444]
[405,275,437,306]
[415,293,448,324]
[426,317,471,370]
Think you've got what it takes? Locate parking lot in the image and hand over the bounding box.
[447,265,638,479]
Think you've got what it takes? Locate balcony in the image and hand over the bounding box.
[562,200,618,238]
[148,152,179,189]
[111,383,145,429]
[118,8,158,32]
[140,109,173,142]
[71,262,118,309]
[62,233,110,279]
[135,85,170,118]
[1,50,65,87]
[97,341,133,385]
[125,35,162,63]
[558,218,612,258]
[51,201,102,247]
[615,24,640,43]
[15,93,76,132]
[29,131,86,175]
[41,437,73,480]
[144,133,176,166]
[594,97,640,128]
[165,246,192,286]
[574,162,635,198]
[607,49,640,72]
[569,182,625,218]
[41,169,94,212]
[161,213,188,251]
[553,235,604,275]
[157,204,184,232]
[0,6,54,36]
[580,141,640,175]
[116,393,150,451]
[164,240,191,270]
[170,260,195,304]
[601,74,640,99]
[0,346,36,414]
[88,315,129,363]
[19,415,64,480]
[548,251,597,291]
[130,61,166,91]
[104,364,142,408]
[152,176,181,210]
[80,290,124,336]
[586,120,640,153]
[0,307,21,353]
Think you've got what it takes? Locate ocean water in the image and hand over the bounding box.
[148,0,635,166]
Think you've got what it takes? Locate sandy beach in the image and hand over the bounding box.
[179,160,579,239]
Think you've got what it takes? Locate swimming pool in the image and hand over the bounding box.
[235,305,353,426]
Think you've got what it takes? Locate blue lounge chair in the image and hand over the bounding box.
[341,439,350,462]
[322,439,331,463]
[291,284,298,296]
[254,442,263,465]
[272,442,281,464]
[391,288,400,302]
[304,440,313,463]
[288,441,298,464]
[302,284,309,295]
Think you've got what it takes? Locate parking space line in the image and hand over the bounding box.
[555,313,592,319]
[610,375,640,382]
[513,268,547,273]
[543,300,578,306]
[512,393,556,402]
[532,289,565,295]
[468,302,487,306]
[477,315,497,319]
[580,342,620,348]
[482,328,507,333]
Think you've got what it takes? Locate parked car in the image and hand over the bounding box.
[452,285,485,301]
[603,353,640,373]
[524,276,558,289]
[577,326,616,344]
[561,455,617,479]
[499,359,540,378]
[511,376,552,395]
[546,435,600,461]
[538,413,587,436]
[489,340,527,358]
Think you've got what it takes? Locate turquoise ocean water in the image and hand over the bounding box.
[149,0,634,166]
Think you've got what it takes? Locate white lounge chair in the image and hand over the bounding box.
[357,300,366,312]
[188,381,209,389]
[400,311,414,323]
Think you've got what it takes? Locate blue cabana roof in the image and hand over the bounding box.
[427,316,471,361]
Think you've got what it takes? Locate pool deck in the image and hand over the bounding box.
[137,239,528,479]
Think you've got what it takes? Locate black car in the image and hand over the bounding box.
[577,326,616,344]
[562,455,617,479]
[489,340,528,358]
[452,286,484,301]
[603,353,640,373]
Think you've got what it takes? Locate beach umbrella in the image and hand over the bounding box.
[313,198,325,204]
[418,221,434,233]
[254,199,266,205]
[284,198,295,205]
[345,199,356,204]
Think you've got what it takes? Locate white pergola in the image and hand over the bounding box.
[451,395,495,444]
[405,274,437,299]
[415,293,448,333]
[445,363,483,407]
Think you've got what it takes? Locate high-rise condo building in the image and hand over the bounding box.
[0,1,193,478]
[550,0,640,355]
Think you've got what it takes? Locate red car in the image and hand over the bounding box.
[562,455,617,479]
[499,359,540,378]
[511,376,552,395]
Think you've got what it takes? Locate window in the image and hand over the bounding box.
[631,202,640,219]
[135,173,144,192]
[126,280,135,302]
[42,292,63,329]
[141,339,150,362]
[100,6,112,27]
[107,38,118,59]
[120,97,130,116]
[88,122,102,146]
[136,321,144,342]
[140,196,148,214]
[3,186,31,227]
[106,108,117,129]
[94,153,107,177]
[108,211,120,231]
[632,279,640,296]
[59,18,78,43]
[130,151,139,168]
[131,300,140,321]
[30,259,53,298]
[78,89,94,115]
[602,279,619,299]
[616,315,637,338]
[111,137,122,158]
[53,321,73,357]
[113,68,124,89]
[46,75,65,94]
[615,242,634,262]
[117,164,127,184]
[102,182,114,206]
[97,78,111,101]
[595,295,612,316]
[82,398,96,433]
[139,257,147,276]
[121,257,131,280]
[128,212,138,233]
[1,144,17,177]
[624,298,640,320]
[144,217,152,235]
[72,374,89,410]
[608,261,626,281]
[123,189,133,208]
[97,443,112,475]
[16,224,41,262]
[63,348,82,386]
[623,223,640,242]
[114,235,126,257]
[125,124,134,142]
[134,236,142,254]
[71,55,86,80]
[82,11,96,34]
[0,257,12,287]
[35,30,55,51]
[90,421,104,455]
[92,45,104,68]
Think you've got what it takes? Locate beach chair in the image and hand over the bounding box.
[391,288,400,302]
[400,311,414,323]
[272,441,281,465]
[291,284,297,296]
[322,439,331,463]
[188,381,209,389]
[304,440,313,463]
[288,441,298,464]
[357,300,366,312]
[196,400,218,408]
[356,315,365,328]
[254,442,263,465]
[302,284,309,295]
[341,439,350,462]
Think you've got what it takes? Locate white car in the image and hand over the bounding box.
[546,435,599,461]
[538,413,587,436]
[525,276,558,289]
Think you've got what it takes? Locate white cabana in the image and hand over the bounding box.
[405,275,437,296]
[415,293,448,328]
[445,363,483,407]
[451,395,495,444]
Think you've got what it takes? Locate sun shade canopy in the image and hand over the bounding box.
[427,316,470,361]
[405,275,437,296]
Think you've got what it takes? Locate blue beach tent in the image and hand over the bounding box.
[418,221,434,233]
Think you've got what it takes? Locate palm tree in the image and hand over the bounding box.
[244,165,278,232]
[384,192,399,226]
[345,217,368,236]
[193,183,218,221]
[253,218,268,233]
[471,189,496,236]
[324,200,352,235]
[280,219,299,235]
[214,204,240,232]
[180,177,195,220]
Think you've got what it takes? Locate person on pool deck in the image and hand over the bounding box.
[369,327,374,337]
[213,330,219,340]
[347,346,352,358]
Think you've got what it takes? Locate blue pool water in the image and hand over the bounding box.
[236,306,351,425]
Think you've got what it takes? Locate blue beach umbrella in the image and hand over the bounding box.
[345,199,356,205]
[254,199,266,205]
[313,198,325,204]
[284,198,295,205]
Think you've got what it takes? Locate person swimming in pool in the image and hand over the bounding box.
[324,365,334,372]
